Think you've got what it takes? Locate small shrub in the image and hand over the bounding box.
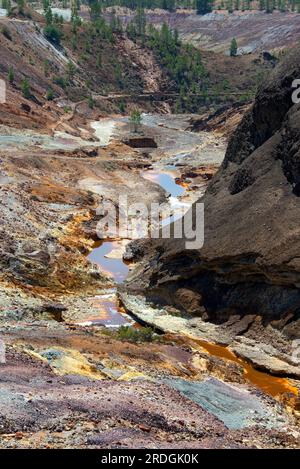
[46,88,54,101]
[130,109,142,133]
[21,77,30,99]
[43,59,50,76]
[66,60,76,81]
[88,95,94,109]
[44,24,63,46]
[230,38,238,57]
[17,0,25,15]
[119,100,126,113]
[116,326,156,343]
[8,66,14,84]
[53,76,68,89]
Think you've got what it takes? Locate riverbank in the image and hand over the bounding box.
[1,113,299,448]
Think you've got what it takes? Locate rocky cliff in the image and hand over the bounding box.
[124,47,300,360]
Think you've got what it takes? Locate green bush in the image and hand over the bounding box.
[46,88,54,101]
[116,326,156,343]
[130,109,142,133]
[53,76,68,89]
[21,77,30,99]
[119,100,126,113]
[230,38,238,57]
[44,24,63,46]
[8,66,14,84]
[88,95,94,109]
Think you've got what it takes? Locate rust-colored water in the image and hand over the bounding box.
[192,338,298,398]
[85,167,298,399]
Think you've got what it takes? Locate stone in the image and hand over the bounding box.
[230,338,300,378]
[35,303,67,322]
[21,103,31,113]
[123,137,157,148]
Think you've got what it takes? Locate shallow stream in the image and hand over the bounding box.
[82,116,298,405]
[84,166,189,326]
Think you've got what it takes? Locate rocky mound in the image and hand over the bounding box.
[124,47,300,361]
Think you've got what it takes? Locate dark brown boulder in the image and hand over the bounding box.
[21,103,31,113]
[123,137,158,148]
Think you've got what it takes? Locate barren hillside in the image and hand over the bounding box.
[116,9,300,54]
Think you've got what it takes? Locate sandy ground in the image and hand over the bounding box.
[90,120,117,147]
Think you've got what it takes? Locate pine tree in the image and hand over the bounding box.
[66,60,76,81]
[4,0,11,15]
[266,0,274,12]
[21,77,30,99]
[230,37,238,56]
[130,110,142,133]
[46,88,54,100]
[88,94,94,109]
[162,0,176,11]
[89,0,101,22]
[279,0,287,10]
[227,0,234,12]
[17,0,25,14]
[44,5,53,25]
[8,66,14,84]
[96,53,102,69]
[196,0,213,15]
[71,0,81,29]
[44,59,50,76]
[119,100,126,113]
[134,6,146,37]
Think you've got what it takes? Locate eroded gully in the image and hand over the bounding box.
[81,166,188,328]
[83,161,298,402]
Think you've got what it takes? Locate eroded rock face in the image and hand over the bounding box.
[124,48,300,348]
[123,137,158,148]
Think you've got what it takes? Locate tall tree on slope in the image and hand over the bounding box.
[196,0,213,14]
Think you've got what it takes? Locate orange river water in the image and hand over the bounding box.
[86,168,299,401]
[192,338,298,398]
